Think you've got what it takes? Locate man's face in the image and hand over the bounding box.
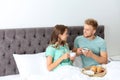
[83,24,96,38]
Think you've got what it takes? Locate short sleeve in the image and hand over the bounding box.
[45,45,55,57]
[100,40,107,52]
[74,37,79,48]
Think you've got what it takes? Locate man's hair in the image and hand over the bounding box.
[85,18,98,30]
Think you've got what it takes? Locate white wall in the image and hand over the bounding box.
[0,0,120,56]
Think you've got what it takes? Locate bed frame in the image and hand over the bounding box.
[0,25,104,76]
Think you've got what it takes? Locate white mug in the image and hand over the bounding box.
[70,52,76,57]
[82,48,89,53]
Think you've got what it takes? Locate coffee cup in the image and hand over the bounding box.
[82,48,89,53]
[70,52,76,57]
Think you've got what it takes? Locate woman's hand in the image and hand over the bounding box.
[70,55,76,61]
[61,53,70,60]
[76,48,83,56]
[69,52,76,61]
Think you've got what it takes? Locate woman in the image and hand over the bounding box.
[45,25,75,71]
[45,25,89,80]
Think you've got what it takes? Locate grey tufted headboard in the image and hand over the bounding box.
[0,25,104,76]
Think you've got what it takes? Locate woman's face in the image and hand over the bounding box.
[59,29,68,41]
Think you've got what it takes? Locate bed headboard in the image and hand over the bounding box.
[0,25,104,76]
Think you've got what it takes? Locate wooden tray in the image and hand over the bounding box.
[81,66,106,77]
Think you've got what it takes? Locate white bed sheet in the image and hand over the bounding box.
[0,61,120,80]
[0,74,21,80]
[26,66,108,80]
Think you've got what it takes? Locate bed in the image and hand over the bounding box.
[0,25,120,80]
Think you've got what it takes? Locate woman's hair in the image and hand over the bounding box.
[85,18,98,30]
[50,25,68,48]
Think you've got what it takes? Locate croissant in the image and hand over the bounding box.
[90,66,104,73]
[90,66,97,73]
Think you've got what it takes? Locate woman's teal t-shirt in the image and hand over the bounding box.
[45,44,72,70]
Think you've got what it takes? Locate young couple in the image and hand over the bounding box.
[45,18,108,71]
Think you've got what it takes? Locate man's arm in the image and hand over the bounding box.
[85,51,108,64]
[92,51,108,64]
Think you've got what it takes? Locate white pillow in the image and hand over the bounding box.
[13,52,48,80]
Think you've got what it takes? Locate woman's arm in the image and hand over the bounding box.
[46,56,63,71]
[69,56,76,62]
[72,47,83,56]
[46,53,69,71]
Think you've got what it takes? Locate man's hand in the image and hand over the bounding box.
[82,50,93,58]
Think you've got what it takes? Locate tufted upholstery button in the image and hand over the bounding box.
[47,41,49,44]
[13,36,15,40]
[8,60,11,65]
[42,48,45,52]
[43,34,45,37]
[8,45,11,49]
[18,44,21,48]
[3,36,5,40]
[33,50,36,53]
[13,68,16,73]
[23,51,26,54]
[28,42,31,47]
[14,52,16,54]
[33,35,36,38]
[2,53,5,57]
[69,32,71,36]
[38,42,41,45]
[23,35,26,39]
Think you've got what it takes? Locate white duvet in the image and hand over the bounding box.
[27,66,88,80]
[0,61,120,80]
[27,66,108,80]
[26,61,120,80]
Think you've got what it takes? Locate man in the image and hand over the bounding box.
[74,18,108,67]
